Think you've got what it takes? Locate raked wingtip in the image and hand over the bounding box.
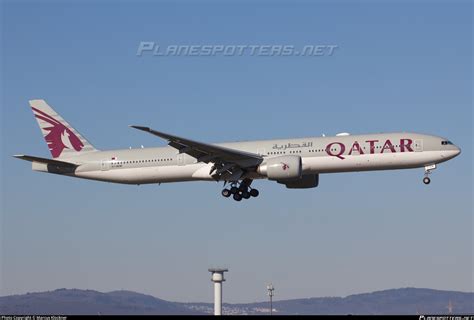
[129,125,150,131]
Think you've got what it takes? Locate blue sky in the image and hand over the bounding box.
[1,0,472,303]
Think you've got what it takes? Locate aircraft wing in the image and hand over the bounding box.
[130,125,263,180]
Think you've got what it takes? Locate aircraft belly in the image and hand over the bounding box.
[74,164,210,184]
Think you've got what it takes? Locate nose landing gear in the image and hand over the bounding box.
[221,179,259,201]
[423,164,436,185]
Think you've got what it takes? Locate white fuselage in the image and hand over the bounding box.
[32,132,461,185]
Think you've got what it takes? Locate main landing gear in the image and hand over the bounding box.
[423,164,436,185]
[221,179,259,201]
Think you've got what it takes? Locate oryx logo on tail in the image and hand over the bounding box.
[29,99,98,158]
[32,107,84,157]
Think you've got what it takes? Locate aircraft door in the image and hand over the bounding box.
[177,153,185,165]
[101,160,111,171]
[414,139,423,152]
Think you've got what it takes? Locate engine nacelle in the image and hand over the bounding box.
[278,174,319,189]
[257,155,302,181]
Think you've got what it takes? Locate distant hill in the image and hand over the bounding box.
[1,288,472,315]
[225,288,474,315]
[0,289,202,315]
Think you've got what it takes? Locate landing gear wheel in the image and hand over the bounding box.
[241,191,250,199]
[249,189,259,197]
[423,177,431,185]
[222,179,257,200]
[233,193,242,201]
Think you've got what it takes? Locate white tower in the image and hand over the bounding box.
[267,283,275,315]
[208,268,228,316]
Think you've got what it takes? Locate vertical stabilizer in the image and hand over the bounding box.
[29,99,98,158]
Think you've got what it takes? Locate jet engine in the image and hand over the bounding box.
[257,155,302,180]
[278,174,319,189]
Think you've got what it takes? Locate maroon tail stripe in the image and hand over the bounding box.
[31,107,61,125]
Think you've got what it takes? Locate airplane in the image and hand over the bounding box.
[14,99,461,201]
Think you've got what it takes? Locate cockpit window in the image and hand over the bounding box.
[441,141,453,145]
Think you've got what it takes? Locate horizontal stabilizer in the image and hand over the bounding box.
[13,154,78,168]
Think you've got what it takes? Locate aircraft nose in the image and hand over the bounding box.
[455,145,461,157]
